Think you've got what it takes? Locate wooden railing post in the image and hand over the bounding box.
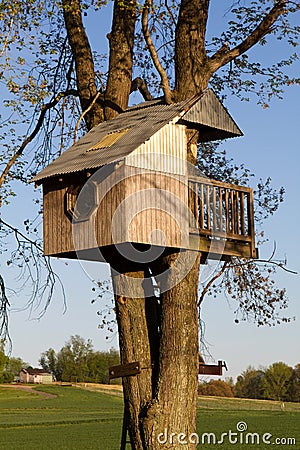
[188,176,257,258]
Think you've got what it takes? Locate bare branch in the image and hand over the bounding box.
[233,256,298,275]
[0,218,66,320]
[0,274,10,346]
[209,1,290,72]
[73,91,102,143]
[0,89,78,204]
[142,0,172,104]
[0,218,43,252]
[198,261,229,306]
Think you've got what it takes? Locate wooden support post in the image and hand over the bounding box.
[120,406,129,450]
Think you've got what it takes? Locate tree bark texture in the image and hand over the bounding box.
[174,0,211,100]
[112,252,201,449]
[112,270,160,449]
[105,0,137,120]
[143,252,201,449]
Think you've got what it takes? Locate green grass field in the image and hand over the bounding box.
[0,385,299,449]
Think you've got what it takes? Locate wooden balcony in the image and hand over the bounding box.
[188,176,257,260]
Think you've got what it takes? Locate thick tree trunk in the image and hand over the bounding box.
[62,0,104,129]
[112,252,201,450]
[142,252,201,449]
[105,0,137,120]
[112,270,160,449]
[174,0,211,100]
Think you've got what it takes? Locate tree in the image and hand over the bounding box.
[5,357,28,380]
[0,341,27,382]
[0,340,9,383]
[87,348,120,384]
[262,361,293,401]
[39,337,120,383]
[234,366,265,399]
[0,1,299,448]
[39,347,62,381]
[287,363,300,402]
[198,379,234,397]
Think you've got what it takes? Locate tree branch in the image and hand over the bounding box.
[0,89,78,204]
[0,274,10,345]
[198,261,229,306]
[73,91,102,143]
[209,1,289,72]
[130,77,153,101]
[0,218,66,320]
[142,0,172,104]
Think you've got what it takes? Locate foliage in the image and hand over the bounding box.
[262,361,293,401]
[198,379,234,397]
[0,340,27,382]
[234,366,265,399]
[39,335,120,383]
[234,362,300,402]
[197,141,293,327]
[0,2,299,444]
[0,340,9,382]
[287,363,300,403]
[0,0,297,339]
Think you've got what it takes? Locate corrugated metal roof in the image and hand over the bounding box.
[181,89,243,136]
[32,89,242,184]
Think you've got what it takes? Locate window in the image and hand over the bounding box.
[87,128,130,152]
[65,180,98,222]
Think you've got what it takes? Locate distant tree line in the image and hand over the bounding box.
[39,335,120,384]
[1,337,299,400]
[199,362,300,402]
[0,340,28,383]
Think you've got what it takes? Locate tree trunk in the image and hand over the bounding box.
[142,252,201,449]
[62,0,104,129]
[112,270,160,449]
[112,251,201,450]
[174,0,211,100]
[105,0,137,120]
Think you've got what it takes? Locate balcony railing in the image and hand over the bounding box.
[188,176,257,259]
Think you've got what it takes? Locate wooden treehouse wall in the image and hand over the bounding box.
[42,165,188,259]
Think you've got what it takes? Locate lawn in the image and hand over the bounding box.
[0,385,299,449]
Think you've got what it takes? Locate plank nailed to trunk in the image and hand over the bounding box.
[109,362,141,379]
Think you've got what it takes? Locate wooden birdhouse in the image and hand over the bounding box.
[32,89,257,272]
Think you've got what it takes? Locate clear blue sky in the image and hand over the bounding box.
[1,3,299,380]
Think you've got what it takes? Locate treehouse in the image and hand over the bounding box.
[32,89,257,272]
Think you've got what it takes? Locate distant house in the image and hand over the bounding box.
[19,368,53,384]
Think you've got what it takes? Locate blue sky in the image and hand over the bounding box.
[1,3,299,380]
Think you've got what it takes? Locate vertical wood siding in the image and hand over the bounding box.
[125,123,187,175]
